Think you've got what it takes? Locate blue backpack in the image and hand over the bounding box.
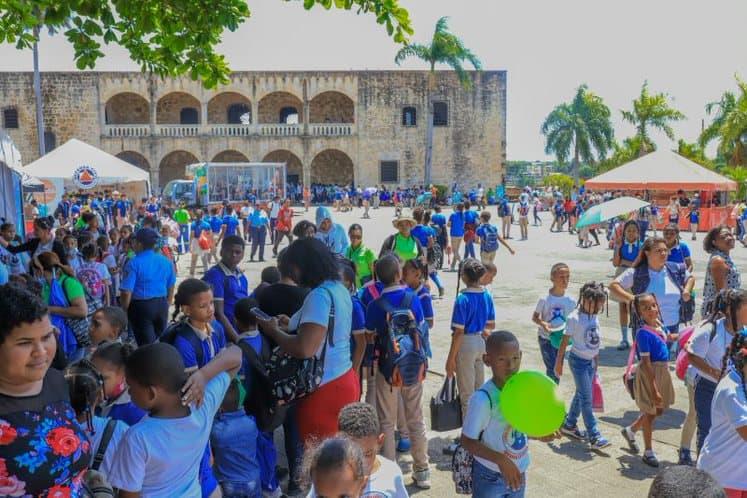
[373,292,428,387]
[480,224,499,253]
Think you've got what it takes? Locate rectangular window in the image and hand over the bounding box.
[433,101,448,127]
[380,161,399,183]
[402,106,417,126]
[3,108,19,129]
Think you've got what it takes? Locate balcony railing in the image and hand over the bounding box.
[209,124,253,136]
[103,122,354,138]
[258,124,301,136]
[157,124,199,137]
[310,123,355,136]
[104,125,149,138]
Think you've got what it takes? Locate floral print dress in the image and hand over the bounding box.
[701,249,742,317]
[0,369,90,497]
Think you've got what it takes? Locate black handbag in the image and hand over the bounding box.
[430,376,462,432]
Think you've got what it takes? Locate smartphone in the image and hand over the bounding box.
[250,307,272,321]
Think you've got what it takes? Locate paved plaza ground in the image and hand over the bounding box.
[176,205,746,498]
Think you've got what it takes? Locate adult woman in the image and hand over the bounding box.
[663,224,694,273]
[0,284,91,495]
[0,216,72,275]
[257,238,359,443]
[248,202,271,262]
[701,225,741,318]
[379,216,425,263]
[345,224,375,288]
[610,237,695,337]
[612,220,641,350]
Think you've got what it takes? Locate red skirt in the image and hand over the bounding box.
[296,369,360,444]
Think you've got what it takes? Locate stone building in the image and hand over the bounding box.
[0,70,506,190]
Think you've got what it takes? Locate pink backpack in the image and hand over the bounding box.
[675,326,696,380]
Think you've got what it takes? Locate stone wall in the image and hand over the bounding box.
[309,91,354,123]
[257,91,303,124]
[208,92,251,124]
[106,92,149,124]
[156,92,200,124]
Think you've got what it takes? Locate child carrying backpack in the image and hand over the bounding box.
[365,254,431,489]
[476,211,514,265]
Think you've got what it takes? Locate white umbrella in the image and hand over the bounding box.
[576,196,649,229]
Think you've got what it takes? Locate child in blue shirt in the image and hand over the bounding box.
[476,211,514,265]
[448,203,466,271]
[463,201,479,259]
[92,341,147,427]
[210,379,262,498]
[108,343,242,498]
[446,258,495,418]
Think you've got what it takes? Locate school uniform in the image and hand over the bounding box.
[448,211,465,269]
[120,249,176,345]
[634,326,675,414]
[203,262,249,329]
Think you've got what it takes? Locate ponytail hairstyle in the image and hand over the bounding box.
[171,278,212,321]
[577,281,607,317]
[634,236,667,268]
[630,292,664,329]
[460,258,486,287]
[706,289,747,331]
[64,359,105,433]
[719,330,747,401]
[91,340,137,369]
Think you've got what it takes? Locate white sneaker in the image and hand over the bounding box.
[413,469,431,489]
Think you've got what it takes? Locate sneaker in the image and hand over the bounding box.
[617,341,630,351]
[621,427,639,454]
[412,469,431,489]
[560,424,587,441]
[396,437,411,453]
[589,435,611,450]
[678,447,694,466]
[642,451,660,467]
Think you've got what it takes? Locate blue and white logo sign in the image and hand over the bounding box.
[73,165,98,189]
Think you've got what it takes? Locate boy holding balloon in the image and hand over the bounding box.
[461,331,558,498]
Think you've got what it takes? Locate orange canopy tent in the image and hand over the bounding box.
[584,149,737,192]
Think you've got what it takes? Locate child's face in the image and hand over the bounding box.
[313,465,367,498]
[89,311,120,345]
[349,229,362,248]
[484,340,522,386]
[92,357,126,400]
[64,238,77,251]
[1,226,15,240]
[403,267,421,289]
[551,268,570,291]
[350,434,383,476]
[125,376,157,411]
[581,297,604,315]
[184,290,215,324]
[624,224,639,242]
[637,295,659,326]
[109,231,119,243]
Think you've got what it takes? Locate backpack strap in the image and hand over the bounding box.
[475,388,493,442]
[91,418,117,471]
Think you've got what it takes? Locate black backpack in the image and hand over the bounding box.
[237,339,289,433]
[159,320,205,366]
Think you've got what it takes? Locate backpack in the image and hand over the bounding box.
[159,320,205,366]
[236,339,289,433]
[480,224,499,253]
[77,262,106,300]
[630,262,694,330]
[373,292,428,387]
[198,231,212,251]
[452,388,491,494]
[91,418,117,471]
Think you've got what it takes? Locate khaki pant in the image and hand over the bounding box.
[456,334,486,417]
[680,379,697,449]
[364,364,408,437]
[480,251,496,265]
[375,371,429,470]
[450,236,463,268]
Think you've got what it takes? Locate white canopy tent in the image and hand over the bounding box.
[23,138,150,208]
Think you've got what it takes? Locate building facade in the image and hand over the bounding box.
[0,70,506,190]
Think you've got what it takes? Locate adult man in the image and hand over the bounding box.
[54,194,72,225]
[119,228,176,345]
[202,235,248,343]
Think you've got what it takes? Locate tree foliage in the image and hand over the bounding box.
[700,76,747,165]
[621,81,685,156]
[542,173,575,196]
[0,0,413,88]
[394,16,481,88]
[677,139,715,169]
[541,84,614,184]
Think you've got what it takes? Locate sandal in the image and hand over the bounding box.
[621,427,639,454]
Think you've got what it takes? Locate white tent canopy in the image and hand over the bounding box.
[23,138,150,185]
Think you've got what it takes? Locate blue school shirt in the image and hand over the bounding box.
[358,281,385,308]
[222,215,240,236]
[411,225,433,247]
[416,285,434,322]
[689,210,699,223]
[351,295,366,332]
[635,326,669,362]
[431,213,446,228]
[203,263,249,327]
[146,203,159,214]
[173,319,228,370]
[120,249,176,300]
[249,210,268,228]
[667,242,690,264]
[210,409,261,489]
[449,211,465,237]
[114,200,128,216]
[102,392,146,427]
[464,210,478,226]
[365,286,424,334]
[619,241,641,263]
[191,219,211,238]
[238,330,262,380]
[209,216,224,234]
[451,288,495,334]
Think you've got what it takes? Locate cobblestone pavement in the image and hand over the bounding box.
[175,205,746,498]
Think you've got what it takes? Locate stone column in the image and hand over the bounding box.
[200,102,208,134]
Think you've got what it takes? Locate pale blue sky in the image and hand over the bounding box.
[1,0,746,160]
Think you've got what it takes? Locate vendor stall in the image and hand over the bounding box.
[22,138,150,210]
[584,149,738,231]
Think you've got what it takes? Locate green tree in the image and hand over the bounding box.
[542,173,574,196]
[621,81,685,156]
[395,16,481,185]
[0,0,413,88]
[700,77,747,165]
[722,166,747,200]
[676,139,715,169]
[541,84,614,186]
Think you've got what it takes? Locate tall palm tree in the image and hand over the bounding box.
[395,17,481,185]
[541,85,614,186]
[621,81,685,157]
[700,77,747,165]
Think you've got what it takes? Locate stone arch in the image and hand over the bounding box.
[159,150,199,187]
[257,91,303,124]
[309,91,354,123]
[212,150,249,162]
[207,92,252,124]
[156,92,201,124]
[116,151,150,172]
[263,150,303,184]
[105,92,150,124]
[310,149,354,186]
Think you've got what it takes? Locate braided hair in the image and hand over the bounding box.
[720,331,747,401]
[577,281,607,317]
[171,278,212,321]
[64,359,105,434]
[705,289,747,332]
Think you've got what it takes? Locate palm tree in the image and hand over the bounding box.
[395,17,481,185]
[621,81,685,157]
[541,85,614,186]
[700,77,747,165]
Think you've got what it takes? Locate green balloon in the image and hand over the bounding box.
[549,329,572,349]
[500,370,566,437]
